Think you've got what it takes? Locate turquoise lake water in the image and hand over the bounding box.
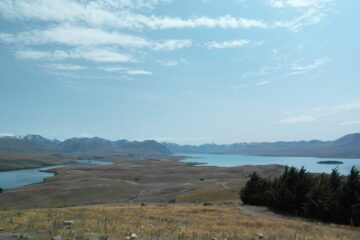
[179,153,360,175]
[0,160,112,189]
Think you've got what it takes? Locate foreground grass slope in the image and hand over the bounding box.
[1,204,359,240]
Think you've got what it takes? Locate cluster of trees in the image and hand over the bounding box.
[240,166,360,226]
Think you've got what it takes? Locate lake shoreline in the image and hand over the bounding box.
[175,152,360,159]
[0,159,113,190]
[0,163,58,172]
[177,153,360,175]
[1,153,359,172]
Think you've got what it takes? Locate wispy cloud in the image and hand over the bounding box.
[153,39,192,51]
[313,101,360,116]
[241,46,331,88]
[0,0,332,32]
[98,66,127,72]
[279,100,360,124]
[127,15,268,30]
[0,26,191,51]
[98,66,153,76]
[156,58,187,66]
[0,1,268,30]
[42,63,85,71]
[242,64,282,79]
[233,85,248,92]
[268,0,332,9]
[279,115,316,124]
[16,48,135,63]
[339,120,360,126]
[269,0,334,31]
[290,57,330,75]
[126,69,153,76]
[206,39,252,49]
[0,0,334,40]
[257,81,270,86]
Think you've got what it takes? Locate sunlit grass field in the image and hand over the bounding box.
[1,204,359,240]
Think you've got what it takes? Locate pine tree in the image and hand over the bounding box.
[303,174,331,221]
[341,167,360,225]
[240,172,268,205]
[327,168,344,223]
[240,166,360,226]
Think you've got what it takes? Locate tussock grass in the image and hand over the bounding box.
[0,204,359,239]
[177,184,240,202]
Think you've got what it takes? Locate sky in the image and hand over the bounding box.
[0,0,359,144]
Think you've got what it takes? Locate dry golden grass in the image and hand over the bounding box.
[176,184,239,202]
[0,204,359,240]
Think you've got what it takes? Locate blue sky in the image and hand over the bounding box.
[0,0,359,144]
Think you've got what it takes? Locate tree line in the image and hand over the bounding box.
[240,166,360,226]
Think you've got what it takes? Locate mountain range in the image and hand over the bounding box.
[0,135,171,156]
[163,133,360,158]
[1,133,359,158]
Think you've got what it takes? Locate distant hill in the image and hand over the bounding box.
[163,133,360,158]
[0,135,54,153]
[22,134,61,146]
[0,135,171,156]
[55,137,171,155]
[56,137,115,153]
[1,133,359,158]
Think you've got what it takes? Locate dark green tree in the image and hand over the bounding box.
[303,174,331,221]
[340,167,360,225]
[268,167,313,215]
[327,168,344,223]
[240,166,360,226]
[240,172,269,205]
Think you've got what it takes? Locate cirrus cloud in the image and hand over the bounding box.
[15,48,135,63]
[206,39,252,49]
[279,100,360,124]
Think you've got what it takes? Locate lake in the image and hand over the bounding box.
[0,159,112,189]
[179,153,360,175]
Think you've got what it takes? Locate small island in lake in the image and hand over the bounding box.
[317,160,344,165]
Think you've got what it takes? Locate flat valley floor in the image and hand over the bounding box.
[0,158,282,209]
